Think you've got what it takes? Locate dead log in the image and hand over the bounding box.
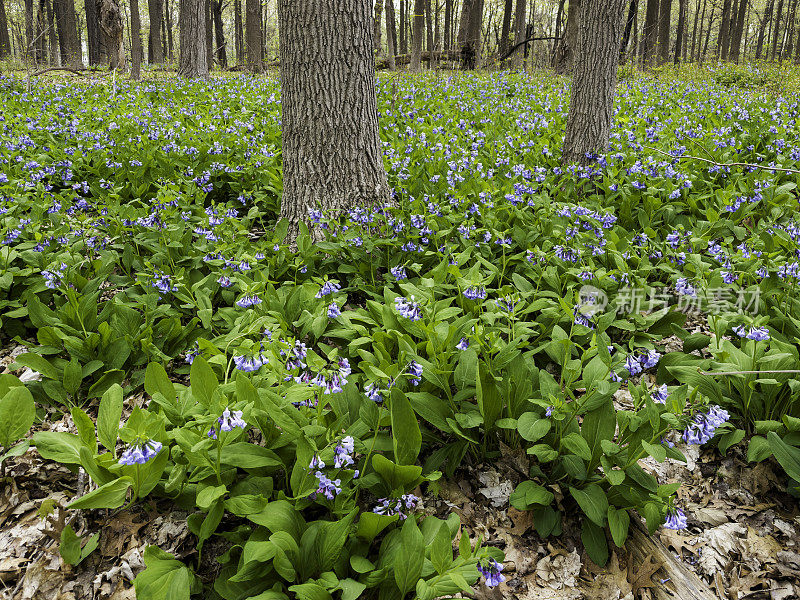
[627,517,716,600]
[376,50,461,69]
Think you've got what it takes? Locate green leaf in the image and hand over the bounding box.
[286,583,332,600]
[134,546,197,600]
[581,398,616,467]
[395,516,425,596]
[32,431,82,464]
[0,385,35,448]
[371,453,422,491]
[220,443,282,469]
[337,578,366,600]
[196,485,227,510]
[70,406,97,455]
[517,413,550,442]
[136,449,169,498]
[747,435,772,462]
[581,519,609,567]
[60,524,82,565]
[145,363,176,403]
[190,356,218,407]
[355,512,399,542]
[87,370,125,399]
[98,384,123,456]
[390,387,421,466]
[718,428,745,455]
[68,477,132,509]
[607,507,630,547]
[476,362,502,431]
[14,353,60,381]
[63,359,83,397]
[768,431,800,482]
[430,521,453,575]
[509,480,554,510]
[569,484,608,527]
[317,509,356,571]
[641,440,667,463]
[247,500,306,541]
[562,433,592,461]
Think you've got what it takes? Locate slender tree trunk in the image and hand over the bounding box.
[245,0,261,71]
[204,0,212,67]
[178,0,206,75]
[771,0,784,59]
[373,0,382,52]
[46,0,57,65]
[35,0,46,63]
[212,0,226,67]
[433,0,441,65]
[783,0,796,59]
[499,0,513,56]
[24,0,34,62]
[410,0,424,68]
[552,0,565,57]
[511,0,525,67]
[463,0,483,68]
[385,0,396,68]
[0,0,10,58]
[400,0,407,53]
[729,0,747,61]
[620,0,637,60]
[642,0,659,64]
[757,0,774,58]
[97,0,125,69]
[725,0,738,57]
[701,3,716,60]
[130,0,142,77]
[657,0,672,63]
[690,0,701,61]
[425,0,433,63]
[675,0,687,63]
[148,0,163,62]
[444,0,451,49]
[553,0,579,73]
[277,0,390,240]
[562,0,627,166]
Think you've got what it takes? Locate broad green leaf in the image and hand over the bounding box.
[517,413,550,442]
[768,431,800,482]
[68,476,132,509]
[98,384,123,456]
[581,519,609,567]
[190,356,218,407]
[607,506,630,547]
[134,546,197,600]
[390,387,421,466]
[395,516,425,596]
[0,385,35,448]
[145,363,176,403]
[569,484,608,527]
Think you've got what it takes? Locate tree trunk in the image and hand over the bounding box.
[245,0,261,71]
[24,0,34,62]
[620,0,637,60]
[373,0,382,52]
[165,0,173,59]
[729,0,747,61]
[499,0,513,56]
[690,0,702,61]
[756,0,774,58]
[277,0,390,241]
[54,0,82,67]
[657,0,672,63]
[718,0,731,58]
[783,0,796,59]
[642,0,659,64]
[410,0,424,68]
[178,0,207,75]
[771,0,784,59]
[701,2,716,60]
[35,0,46,63]
[674,0,687,63]
[97,0,125,70]
[385,0,396,68]
[148,0,163,62]
[465,0,484,68]
[130,0,142,77]
[212,0,226,67]
[553,0,579,73]
[511,0,525,67]
[0,0,10,58]
[204,0,212,68]
[552,0,565,56]
[425,0,433,63]
[45,0,58,65]
[399,0,407,53]
[562,0,626,166]
[444,0,451,49]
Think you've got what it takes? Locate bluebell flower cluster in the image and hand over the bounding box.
[118,439,163,466]
[733,325,770,341]
[394,296,422,321]
[477,558,505,588]
[372,494,420,520]
[682,405,730,445]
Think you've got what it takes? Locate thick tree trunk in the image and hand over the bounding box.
[130,0,142,77]
[561,0,626,166]
[97,0,125,70]
[178,0,207,75]
[425,0,433,60]
[729,0,747,61]
[148,0,163,62]
[165,0,173,59]
[499,0,513,56]
[718,0,731,59]
[771,0,784,59]
[642,0,659,64]
[675,0,687,63]
[553,0,579,73]
[444,0,451,49]
[465,0,484,68]
[373,0,382,52]
[204,0,212,68]
[620,0,637,60]
[510,0,525,67]
[245,0,261,71]
[410,0,424,68]
[385,0,396,68]
[756,0,773,58]
[54,0,82,67]
[212,0,226,67]
[234,0,242,63]
[0,0,10,58]
[399,0,407,53]
[657,0,672,63]
[277,0,390,240]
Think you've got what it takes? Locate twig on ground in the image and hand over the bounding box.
[645,145,800,176]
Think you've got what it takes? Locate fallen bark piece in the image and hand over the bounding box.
[627,518,716,600]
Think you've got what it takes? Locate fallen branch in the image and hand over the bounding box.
[29,67,90,77]
[376,50,462,69]
[495,36,560,63]
[645,145,800,176]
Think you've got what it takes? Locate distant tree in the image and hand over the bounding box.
[620,0,638,60]
[54,0,82,67]
[0,0,10,58]
[385,0,397,68]
[24,0,34,62]
[771,0,784,60]
[642,0,659,64]
[657,0,672,62]
[234,0,242,63]
[130,0,142,78]
[97,0,125,70]
[148,0,164,62]
[374,0,382,53]
[499,0,513,56]
[410,0,424,68]
[729,0,748,61]
[178,0,207,76]
[561,0,627,166]
[782,0,796,59]
[444,0,452,50]
[204,0,212,68]
[675,0,687,63]
[245,0,261,71]
[400,0,407,53]
[212,0,226,68]
[553,0,579,73]
[755,0,773,59]
[510,0,525,67]
[277,0,390,241]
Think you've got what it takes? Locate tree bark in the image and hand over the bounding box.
[385,0,396,68]
[561,0,626,166]
[620,0,637,60]
[148,0,163,62]
[204,0,212,68]
[499,0,513,55]
[399,0,407,53]
[642,0,659,64]
[130,0,142,77]
[511,0,525,67]
[690,0,702,61]
[277,0,390,241]
[718,0,731,59]
[178,0,207,75]
[24,0,34,62]
[552,0,565,57]
[54,0,82,67]
[782,0,796,59]
[729,0,747,60]
[165,0,173,59]
[45,0,57,65]
[245,0,261,71]
[212,0,226,67]
[553,0,579,73]
[0,0,10,58]
[35,0,46,63]
[97,0,125,70]
[756,0,774,58]
[234,0,242,63]
[373,0,382,52]
[410,0,424,68]
[425,0,433,59]
[674,0,687,63]
[771,0,784,59]
[657,0,672,63]
[444,0,451,49]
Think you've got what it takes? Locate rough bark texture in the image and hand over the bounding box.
[54,0,82,67]
[553,0,579,74]
[620,0,637,60]
[444,0,451,49]
[178,0,207,76]
[675,0,687,63]
[756,0,773,58]
[689,0,701,61]
[0,0,10,58]
[410,0,424,68]
[97,0,125,70]
[373,0,382,52]
[234,0,242,63]
[130,0,142,77]
[25,0,34,62]
[499,0,513,55]
[425,0,433,61]
[510,0,525,67]
[464,0,483,68]
[561,0,626,166]
[385,0,396,68]
[729,0,747,61]
[212,0,226,67]
[46,0,58,65]
[718,0,731,58]
[641,0,659,64]
[148,0,163,62]
[245,0,261,71]
[657,0,672,62]
[783,0,796,59]
[399,0,407,53]
[165,0,173,58]
[277,0,390,239]
[771,0,784,59]
[35,0,45,63]
[204,0,212,68]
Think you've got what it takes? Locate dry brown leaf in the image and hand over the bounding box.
[582,552,633,600]
[627,554,663,596]
[508,507,535,536]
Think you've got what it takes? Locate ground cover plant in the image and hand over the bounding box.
[1,68,800,598]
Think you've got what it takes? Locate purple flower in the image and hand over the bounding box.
[309,455,325,470]
[682,405,730,445]
[390,266,407,280]
[625,355,643,376]
[675,277,696,297]
[327,303,341,318]
[408,360,423,386]
[311,471,341,500]
[456,338,470,350]
[218,408,247,432]
[365,382,383,403]
[233,354,265,372]
[236,294,262,308]
[316,281,341,298]
[463,286,487,300]
[217,275,232,287]
[651,384,669,404]
[663,507,687,530]
[477,558,505,588]
[640,349,661,370]
[118,440,162,466]
[394,296,422,321]
[735,325,769,341]
[334,436,355,468]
